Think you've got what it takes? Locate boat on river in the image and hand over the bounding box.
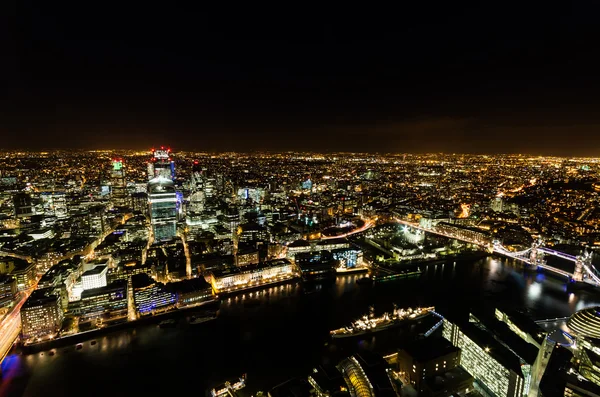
[330,305,435,338]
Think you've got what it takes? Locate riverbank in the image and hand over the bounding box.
[19,298,220,354]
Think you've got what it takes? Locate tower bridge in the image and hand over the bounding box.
[394,218,600,287]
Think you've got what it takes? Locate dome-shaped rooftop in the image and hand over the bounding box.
[567,306,600,339]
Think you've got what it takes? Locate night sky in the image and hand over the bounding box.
[7,3,600,154]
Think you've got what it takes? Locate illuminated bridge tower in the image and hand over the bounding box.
[148,176,177,242]
[574,251,592,282]
[529,240,544,268]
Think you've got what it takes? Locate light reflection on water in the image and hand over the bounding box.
[4,256,600,396]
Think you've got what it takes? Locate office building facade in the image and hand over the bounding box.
[21,288,64,341]
[148,176,178,242]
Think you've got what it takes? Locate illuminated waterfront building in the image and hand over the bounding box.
[207,259,296,294]
[295,251,336,280]
[68,280,128,322]
[20,288,64,341]
[132,273,176,315]
[434,222,491,246]
[331,248,363,269]
[148,176,177,242]
[165,277,214,308]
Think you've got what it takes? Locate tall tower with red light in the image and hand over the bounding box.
[149,146,175,180]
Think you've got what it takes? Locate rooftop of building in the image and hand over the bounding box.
[288,239,311,248]
[496,307,546,344]
[309,364,349,397]
[8,258,35,272]
[131,273,157,289]
[423,366,473,394]
[316,238,348,246]
[568,306,600,339]
[343,351,396,397]
[80,279,127,299]
[269,378,312,397]
[400,337,459,363]
[210,258,292,278]
[470,313,539,364]
[165,277,211,294]
[459,321,525,375]
[23,287,60,308]
[82,265,107,277]
[0,274,16,285]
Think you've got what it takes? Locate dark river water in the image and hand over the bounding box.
[2,256,600,397]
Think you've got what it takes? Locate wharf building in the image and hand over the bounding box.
[442,311,544,397]
[20,287,64,342]
[68,280,128,323]
[434,222,491,246]
[207,259,296,294]
[148,176,178,242]
[165,277,214,308]
[132,273,176,315]
[295,250,337,281]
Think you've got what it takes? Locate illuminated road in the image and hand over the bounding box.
[0,290,31,365]
[321,219,375,240]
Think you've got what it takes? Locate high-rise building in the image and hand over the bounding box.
[148,176,178,242]
[13,192,34,218]
[150,147,175,180]
[490,196,504,212]
[110,158,130,207]
[20,288,64,341]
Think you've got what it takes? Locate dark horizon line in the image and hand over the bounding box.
[0,147,598,158]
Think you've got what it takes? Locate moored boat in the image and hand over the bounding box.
[330,305,435,338]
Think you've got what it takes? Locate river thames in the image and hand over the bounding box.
[2,256,600,397]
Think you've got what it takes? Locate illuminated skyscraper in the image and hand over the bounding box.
[149,147,175,180]
[110,158,130,207]
[148,176,177,242]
